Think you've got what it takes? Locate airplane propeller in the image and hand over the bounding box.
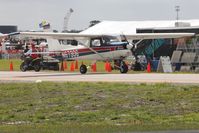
[120,34,136,55]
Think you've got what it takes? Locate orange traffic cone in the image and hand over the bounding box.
[10,61,13,71]
[92,63,97,72]
[70,62,75,71]
[107,62,112,72]
[147,62,151,73]
[64,61,67,70]
[105,61,108,71]
[75,60,78,69]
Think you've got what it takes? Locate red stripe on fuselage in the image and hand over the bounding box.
[49,46,124,56]
[77,46,123,53]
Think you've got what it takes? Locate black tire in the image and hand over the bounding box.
[20,62,27,72]
[33,62,41,72]
[54,63,59,71]
[120,61,128,73]
[80,64,87,74]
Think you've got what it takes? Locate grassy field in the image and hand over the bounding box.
[0,59,22,71]
[0,82,199,133]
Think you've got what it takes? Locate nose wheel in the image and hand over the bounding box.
[80,64,87,74]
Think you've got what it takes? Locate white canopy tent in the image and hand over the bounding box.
[81,19,199,34]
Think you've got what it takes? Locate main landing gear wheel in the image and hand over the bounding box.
[80,64,87,74]
[120,61,128,73]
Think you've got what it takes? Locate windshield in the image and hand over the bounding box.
[102,36,119,44]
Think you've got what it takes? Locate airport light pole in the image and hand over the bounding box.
[175,6,180,27]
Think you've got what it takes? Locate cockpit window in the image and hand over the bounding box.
[102,36,119,44]
[91,39,101,47]
[59,39,78,46]
[91,36,120,47]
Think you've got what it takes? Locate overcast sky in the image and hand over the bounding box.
[0,0,199,31]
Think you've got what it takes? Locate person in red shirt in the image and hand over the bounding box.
[25,44,39,58]
[30,44,39,59]
[24,44,40,67]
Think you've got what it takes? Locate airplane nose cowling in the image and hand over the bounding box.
[126,43,134,50]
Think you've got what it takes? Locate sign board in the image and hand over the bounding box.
[157,56,173,73]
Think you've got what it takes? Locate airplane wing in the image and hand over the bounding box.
[14,32,195,40]
[15,32,100,40]
[124,33,195,40]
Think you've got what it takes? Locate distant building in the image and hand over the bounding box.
[0,25,17,34]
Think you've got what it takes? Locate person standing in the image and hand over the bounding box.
[23,45,29,53]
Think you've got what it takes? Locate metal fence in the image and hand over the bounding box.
[0,53,22,59]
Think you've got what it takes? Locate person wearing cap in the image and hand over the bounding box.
[30,44,39,59]
[23,44,40,67]
[25,44,39,58]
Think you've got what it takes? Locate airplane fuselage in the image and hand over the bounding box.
[60,45,131,61]
[48,36,132,61]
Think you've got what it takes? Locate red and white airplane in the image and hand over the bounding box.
[15,31,195,74]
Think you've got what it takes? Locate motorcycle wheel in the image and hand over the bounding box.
[34,62,41,72]
[20,62,27,72]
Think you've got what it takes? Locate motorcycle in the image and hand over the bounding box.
[20,55,42,72]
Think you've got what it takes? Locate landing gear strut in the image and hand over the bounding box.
[80,64,87,74]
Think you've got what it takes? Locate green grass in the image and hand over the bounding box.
[0,59,22,71]
[0,82,199,132]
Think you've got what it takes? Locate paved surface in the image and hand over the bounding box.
[0,71,199,84]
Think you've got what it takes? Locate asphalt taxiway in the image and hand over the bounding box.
[0,71,199,84]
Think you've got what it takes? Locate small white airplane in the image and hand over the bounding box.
[14,31,195,74]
